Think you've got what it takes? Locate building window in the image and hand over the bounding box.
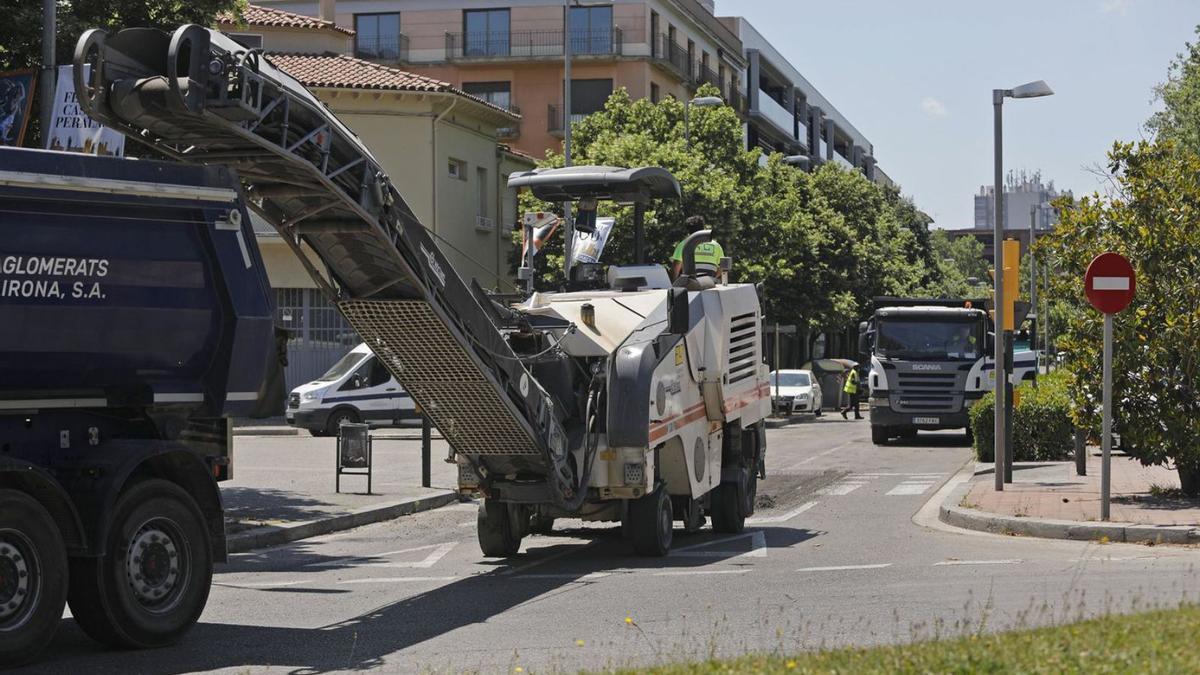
[355,13,401,59]
[650,11,660,55]
[227,33,263,49]
[464,8,510,57]
[571,79,614,117]
[568,5,613,55]
[448,158,467,180]
[462,81,513,112]
[650,82,660,103]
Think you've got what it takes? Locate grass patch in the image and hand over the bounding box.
[610,604,1200,674]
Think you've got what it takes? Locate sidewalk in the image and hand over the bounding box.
[941,451,1200,545]
[221,430,460,552]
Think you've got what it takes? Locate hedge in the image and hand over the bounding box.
[970,370,1074,462]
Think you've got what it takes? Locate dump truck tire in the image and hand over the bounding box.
[0,489,68,668]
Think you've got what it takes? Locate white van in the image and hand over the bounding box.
[286,343,419,436]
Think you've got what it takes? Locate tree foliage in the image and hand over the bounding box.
[925,229,990,298]
[1146,26,1200,157]
[1038,141,1200,491]
[519,85,940,335]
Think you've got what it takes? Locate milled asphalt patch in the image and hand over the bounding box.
[227,489,459,553]
[939,481,1200,545]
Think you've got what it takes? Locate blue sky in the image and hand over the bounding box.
[717,0,1199,228]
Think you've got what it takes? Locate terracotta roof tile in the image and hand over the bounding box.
[265,53,518,119]
[218,4,354,36]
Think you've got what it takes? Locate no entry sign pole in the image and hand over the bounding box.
[1085,252,1136,522]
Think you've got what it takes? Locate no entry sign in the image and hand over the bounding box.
[1084,252,1135,314]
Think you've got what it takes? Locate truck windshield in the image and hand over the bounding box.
[315,351,365,382]
[769,372,811,387]
[877,318,982,361]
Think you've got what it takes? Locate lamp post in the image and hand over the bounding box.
[992,79,1054,491]
[684,95,723,149]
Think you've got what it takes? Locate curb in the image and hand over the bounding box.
[938,482,1200,545]
[233,427,300,437]
[226,489,459,553]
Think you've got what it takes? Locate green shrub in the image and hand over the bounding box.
[970,370,1074,462]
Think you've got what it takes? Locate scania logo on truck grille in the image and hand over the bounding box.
[911,364,943,371]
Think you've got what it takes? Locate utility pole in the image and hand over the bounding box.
[1029,203,1038,387]
[992,90,1007,492]
[40,0,56,144]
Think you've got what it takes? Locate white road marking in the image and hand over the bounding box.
[857,472,944,477]
[511,571,612,581]
[817,480,868,496]
[747,500,818,525]
[784,440,858,470]
[796,563,892,572]
[652,569,751,577]
[886,480,937,496]
[672,530,766,558]
[307,541,458,569]
[337,576,458,585]
[215,580,309,589]
[934,558,1023,566]
[499,539,597,576]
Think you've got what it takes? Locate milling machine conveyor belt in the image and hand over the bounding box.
[75,25,566,469]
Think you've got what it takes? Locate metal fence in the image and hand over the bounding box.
[275,288,358,390]
[354,34,410,63]
[653,34,692,81]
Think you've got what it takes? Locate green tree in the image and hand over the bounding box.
[1039,141,1200,493]
[1146,25,1200,156]
[926,229,989,298]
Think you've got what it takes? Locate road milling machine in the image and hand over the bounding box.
[73,24,770,558]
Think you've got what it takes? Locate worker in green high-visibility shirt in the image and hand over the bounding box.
[670,215,725,279]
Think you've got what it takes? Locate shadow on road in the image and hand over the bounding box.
[34,524,820,673]
[885,432,972,449]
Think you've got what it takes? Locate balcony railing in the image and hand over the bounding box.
[755,90,796,139]
[547,104,587,135]
[354,34,410,63]
[446,28,623,60]
[696,64,722,94]
[832,151,855,170]
[727,87,746,114]
[652,33,691,81]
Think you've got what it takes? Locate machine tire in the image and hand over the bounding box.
[477,499,520,557]
[630,486,672,557]
[0,489,68,668]
[871,426,890,445]
[68,479,212,649]
[528,514,555,536]
[678,497,705,534]
[711,470,748,534]
[325,408,360,436]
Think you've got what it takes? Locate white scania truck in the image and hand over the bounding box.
[858,297,1036,445]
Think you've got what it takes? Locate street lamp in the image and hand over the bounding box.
[783,155,811,169]
[684,95,723,149]
[992,79,1054,492]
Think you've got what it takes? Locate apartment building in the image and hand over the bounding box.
[218,5,534,386]
[256,0,748,159]
[720,16,881,182]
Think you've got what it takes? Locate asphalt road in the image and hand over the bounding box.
[28,416,1200,673]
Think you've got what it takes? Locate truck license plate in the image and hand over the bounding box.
[913,417,940,425]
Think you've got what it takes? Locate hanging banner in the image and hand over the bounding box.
[0,69,36,147]
[45,65,124,156]
[571,216,615,264]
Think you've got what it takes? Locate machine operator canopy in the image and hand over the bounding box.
[507,165,681,204]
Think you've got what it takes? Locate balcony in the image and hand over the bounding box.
[727,87,746,114]
[446,28,623,60]
[832,151,855,170]
[652,34,691,82]
[354,34,410,63]
[754,91,796,140]
[547,104,587,135]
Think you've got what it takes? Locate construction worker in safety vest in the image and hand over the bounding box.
[670,215,724,279]
[840,367,863,420]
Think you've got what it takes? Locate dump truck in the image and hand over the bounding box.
[72,23,769,564]
[857,297,1036,444]
[0,147,283,665]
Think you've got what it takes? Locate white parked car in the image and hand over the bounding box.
[769,369,823,416]
[286,343,419,436]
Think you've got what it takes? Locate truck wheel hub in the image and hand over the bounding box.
[0,535,36,626]
[125,521,183,608]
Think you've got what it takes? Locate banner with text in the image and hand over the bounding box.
[45,65,124,157]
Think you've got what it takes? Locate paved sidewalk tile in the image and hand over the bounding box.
[963,452,1200,526]
[222,432,458,534]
